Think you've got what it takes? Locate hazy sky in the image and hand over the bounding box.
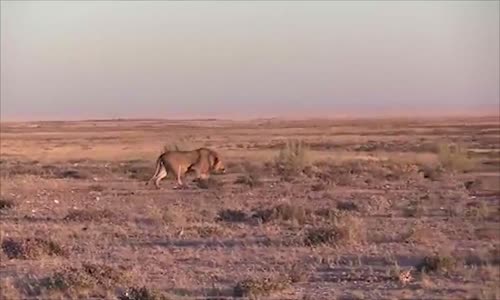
[1,1,499,120]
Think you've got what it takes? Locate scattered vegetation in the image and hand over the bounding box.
[41,263,130,292]
[287,262,313,283]
[119,160,152,181]
[418,164,444,181]
[234,172,262,188]
[336,201,359,212]
[437,143,476,172]
[403,199,426,218]
[304,215,365,246]
[64,208,119,223]
[274,139,310,177]
[233,277,289,298]
[416,254,458,274]
[252,203,312,225]
[1,237,68,259]
[216,209,249,223]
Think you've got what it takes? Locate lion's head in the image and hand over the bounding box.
[210,151,226,174]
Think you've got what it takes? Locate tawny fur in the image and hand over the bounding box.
[146,147,225,189]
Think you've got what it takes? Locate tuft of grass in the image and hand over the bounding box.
[416,254,458,274]
[403,199,426,218]
[287,263,313,283]
[252,203,311,225]
[304,215,365,246]
[160,207,187,227]
[336,201,359,212]
[233,277,289,298]
[274,139,310,177]
[63,209,118,223]
[234,172,262,188]
[437,143,476,172]
[216,209,248,223]
[0,198,15,212]
[41,263,130,292]
[119,286,171,300]
[418,163,444,181]
[1,237,68,259]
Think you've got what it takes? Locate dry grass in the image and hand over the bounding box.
[304,215,365,246]
[416,254,459,274]
[40,263,131,293]
[0,117,498,299]
[195,177,224,189]
[234,172,262,188]
[233,277,290,298]
[252,203,312,225]
[274,139,310,177]
[1,237,68,259]
[64,208,120,223]
[437,143,476,172]
[216,209,249,223]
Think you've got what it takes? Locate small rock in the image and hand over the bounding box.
[54,200,59,204]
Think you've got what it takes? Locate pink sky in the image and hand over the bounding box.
[1,1,499,121]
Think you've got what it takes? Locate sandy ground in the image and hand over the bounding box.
[0,116,499,300]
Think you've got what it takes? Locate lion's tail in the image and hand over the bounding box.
[146,155,165,185]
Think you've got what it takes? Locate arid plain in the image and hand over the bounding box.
[0,116,499,300]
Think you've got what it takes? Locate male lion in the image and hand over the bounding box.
[146,147,225,189]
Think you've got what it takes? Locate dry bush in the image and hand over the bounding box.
[233,277,289,298]
[216,209,249,223]
[41,263,130,292]
[194,224,225,238]
[0,198,15,212]
[64,209,119,223]
[196,177,224,190]
[287,262,314,283]
[437,143,476,172]
[336,201,360,212]
[274,139,310,177]
[304,215,365,246]
[403,199,426,218]
[234,172,262,188]
[117,160,152,181]
[159,207,187,226]
[418,164,444,181]
[252,203,311,225]
[416,254,458,274]
[1,237,68,259]
[119,286,171,300]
